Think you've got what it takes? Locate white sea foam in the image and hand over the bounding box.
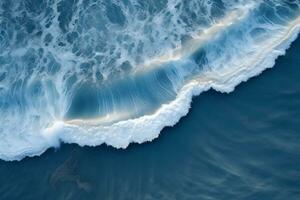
[2,14,299,161]
[56,16,300,149]
[1,1,300,161]
[137,3,255,71]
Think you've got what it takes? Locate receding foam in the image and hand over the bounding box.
[1,1,300,161]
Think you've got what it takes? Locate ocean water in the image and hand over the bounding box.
[1,0,300,199]
[1,33,300,200]
[1,0,300,161]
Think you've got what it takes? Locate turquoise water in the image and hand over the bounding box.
[1,33,300,200]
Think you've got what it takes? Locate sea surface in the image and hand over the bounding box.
[0,33,300,200]
[1,0,300,199]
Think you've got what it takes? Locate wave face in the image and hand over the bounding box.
[0,0,300,160]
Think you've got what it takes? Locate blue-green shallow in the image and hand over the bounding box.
[0,37,300,200]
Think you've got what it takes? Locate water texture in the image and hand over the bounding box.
[0,33,300,200]
[0,0,300,160]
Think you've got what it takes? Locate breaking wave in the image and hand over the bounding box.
[0,0,300,160]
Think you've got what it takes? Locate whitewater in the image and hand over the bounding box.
[0,0,300,160]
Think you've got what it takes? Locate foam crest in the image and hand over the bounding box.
[0,0,300,160]
[55,15,300,150]
[9,14,300,161]
[138,3,255,71]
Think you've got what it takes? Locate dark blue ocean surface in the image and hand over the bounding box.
[0,30,300,200]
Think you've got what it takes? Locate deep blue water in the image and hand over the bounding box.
[0,31,300,200]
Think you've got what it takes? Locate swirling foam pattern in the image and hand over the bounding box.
[0,0,300,160]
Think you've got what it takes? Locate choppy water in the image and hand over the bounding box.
[1,32,300,200]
